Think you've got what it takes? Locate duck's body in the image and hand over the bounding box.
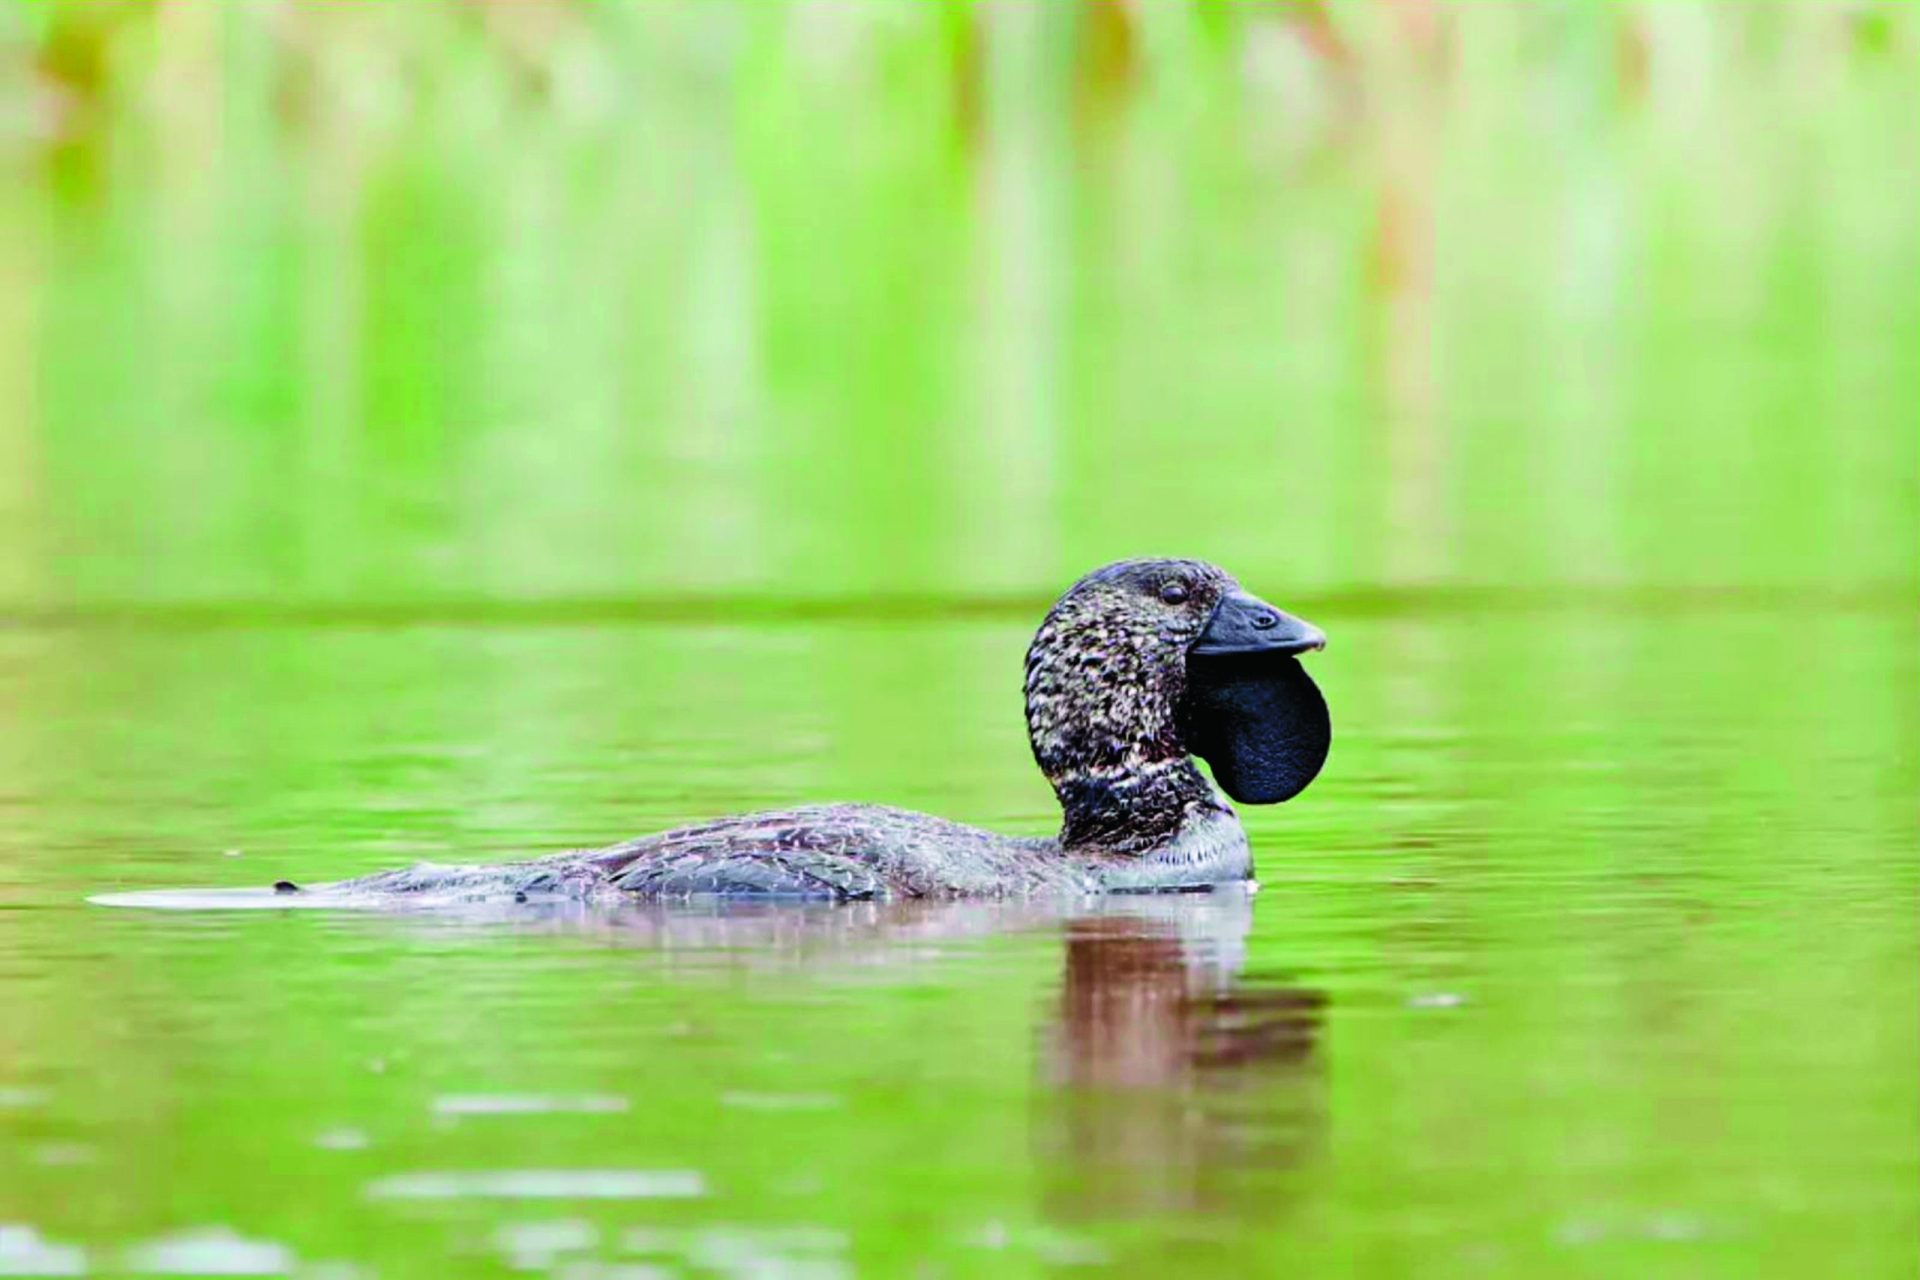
[328,802,1253,902]
[308,559,1330,904]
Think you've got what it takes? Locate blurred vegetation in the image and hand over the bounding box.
[0,0,1915,607]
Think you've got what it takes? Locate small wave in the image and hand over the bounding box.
[432,1094,629,1116]
[122,1227,294,1275]
[89,888,382,912]
[0,1225,86,1276]
[366,1170,704,1201]
[718,1092,841,1113]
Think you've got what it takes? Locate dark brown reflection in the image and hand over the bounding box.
[1038,899,1328,1222]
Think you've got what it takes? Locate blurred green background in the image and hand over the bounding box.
[1,4,1917,1279]
[4,0,1914,611]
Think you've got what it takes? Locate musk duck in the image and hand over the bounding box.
[311,558,1330,901]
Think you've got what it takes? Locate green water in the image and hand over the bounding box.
[3,4,1918,1277]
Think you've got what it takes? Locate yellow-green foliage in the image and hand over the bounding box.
[1,2,1915,606]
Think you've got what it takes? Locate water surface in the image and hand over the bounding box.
[3,605,1914,1276]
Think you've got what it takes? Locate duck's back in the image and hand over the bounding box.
[328,803,1074,902]
[598,804,1075,897]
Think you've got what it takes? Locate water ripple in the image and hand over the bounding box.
[366,1171,704,1201]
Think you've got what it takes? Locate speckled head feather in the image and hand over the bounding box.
[1024,558,1238,852]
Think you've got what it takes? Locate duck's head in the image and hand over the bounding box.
[1024,559,1330,849]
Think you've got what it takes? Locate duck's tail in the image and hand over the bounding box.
[290,855,614,903]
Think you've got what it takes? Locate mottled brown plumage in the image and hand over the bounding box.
[318,559,1328,902]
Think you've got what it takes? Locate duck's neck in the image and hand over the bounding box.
[1048,755,1231,854]
[1023,621,1230,854]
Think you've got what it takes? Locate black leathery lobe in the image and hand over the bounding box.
[1180,653,1330,804]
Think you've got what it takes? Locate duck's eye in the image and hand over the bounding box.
[1159,581,1190,605]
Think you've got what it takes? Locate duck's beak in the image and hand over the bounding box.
[1180,590,1332,806]
[1190,590,1327,658]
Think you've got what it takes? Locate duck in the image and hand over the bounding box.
[308,558,1330,902]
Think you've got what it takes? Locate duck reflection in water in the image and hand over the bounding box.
[1038,899,1327,1223]
[343,886,1326,1222]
